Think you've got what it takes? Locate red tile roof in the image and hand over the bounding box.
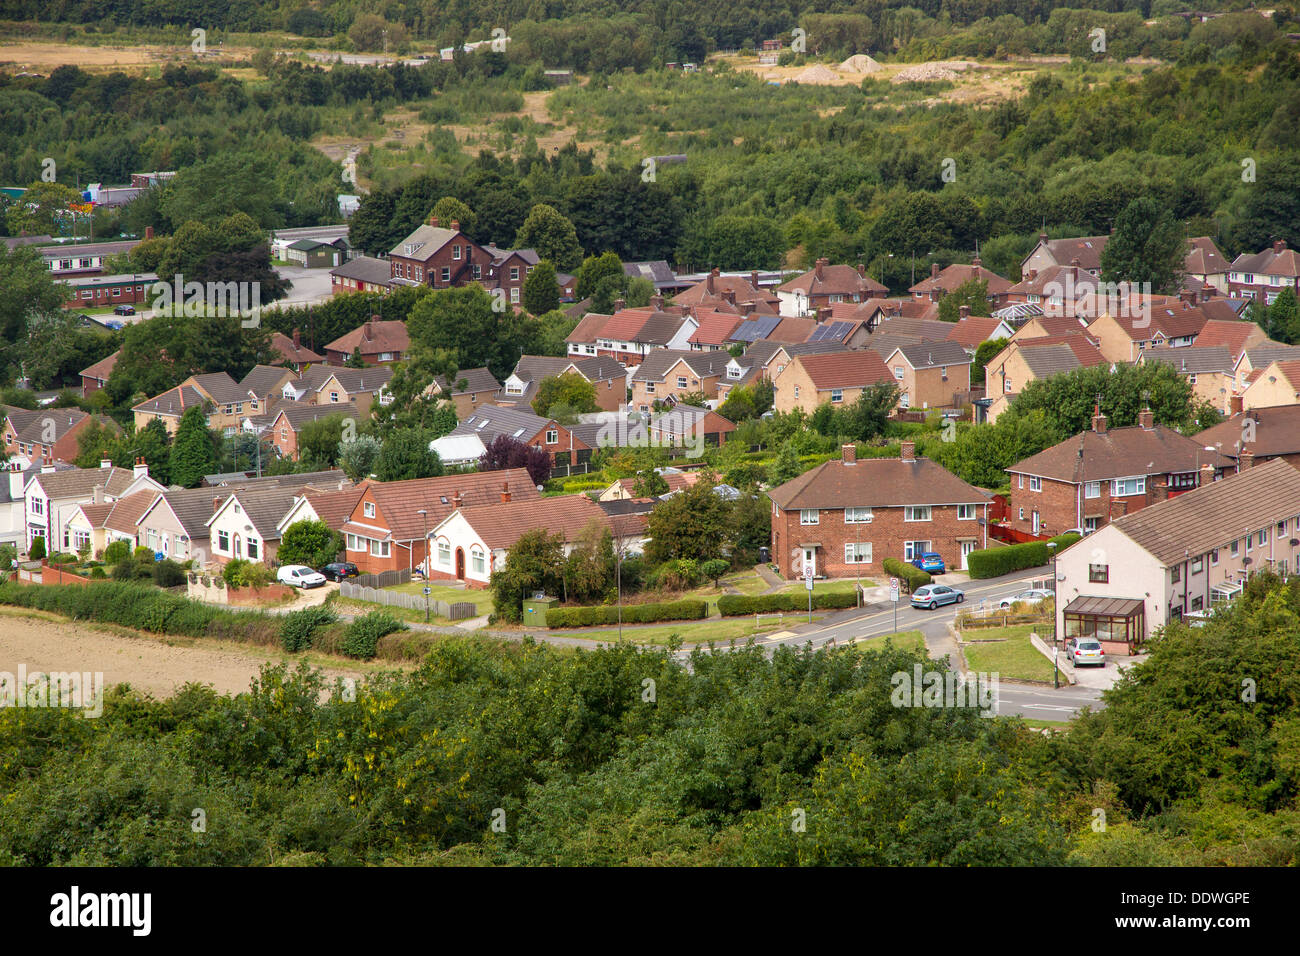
[687,310,742,346]
[362,468,540,542]
[324,319,410,356]
[796,350,893,390]
[454,494,616,550]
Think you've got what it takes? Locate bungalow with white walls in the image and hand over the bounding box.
[205,485,301,566]
[23,458,163,553]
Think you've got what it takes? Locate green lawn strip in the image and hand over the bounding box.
[568,613,825,647]
[960,623,1059,683]
[847,628,928,656]
[773,578,875,597]
[334,596,463,627]
[383,581,494,614]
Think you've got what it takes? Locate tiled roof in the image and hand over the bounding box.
[329,255,392,285]
[1192,319,1262,357]
[796,351,893,390]
[806,320,865,344]
[909,261,1013,295]
[271,332,325,366]
[1105,459,1300,566]
[890,341,972,369]
[298,485,366,530]
[766,317,818,343]
[208,485,302,539]
[675,272,774,308]
[631,349,730,383]
[389,224,460,260]
[292,364,393,395]
[634,310,689,346]
[28,465,142,500]
[1242,344,1300,370]
[1019,314,1092,338]
[453,493,615,550]
[1007,422,1235,483]
[12,408,89,445]
[366,468,540,541]
[565,311,612,344]
[133,384,208,418]
[324,319,409,356]
[874,316,954,341]
[189,372,246,405]
[1021,335,1106,369]
[434,367,500,395]
[728,315,782,343]
[862,331,925,356]
[687,310,742,346]
[946,316,1007,348]
[777,262,888,297]
[1196,404,1300,458]
[79,349,120,383]
[1018,344,1082,378]
[1042,235,1108,271]
[1229,243,1300,279]
[1184,236,1228,275]
[151,486,235,537]
[1141,346,1235,374]
[599,308,654,341]
[2,406,42,436]
[450,405,552,445]
[769,455,987,510]
[239,365,293,400]
[272,401,360,430]
[100,489,161,534]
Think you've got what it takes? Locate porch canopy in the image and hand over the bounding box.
[1063,595,1146,648]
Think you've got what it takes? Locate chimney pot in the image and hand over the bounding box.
[931,262,940,280]
[842,443,857,464]
[501,481,511,503]
[1092,408,1108,434]
[1138,408,1154,430]
[651,294,664,310]
[1152,478,1168,502]
[293,327,301,348]
[722,289,736,306]
[213,496,222,514]
[1273,239,1287,254]
[959,305,970,319]
[1230,394,1243,416]
[1201,462,1216,484]
[614,298,626,312]
[900,440,916,462]
[428,214,439,227]
[100,458,112,469]
[450,219,460,232]
[814,258,826,281]
[1239,449,1254,471]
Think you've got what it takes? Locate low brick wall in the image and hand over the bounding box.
[187,576,292,605]
[16,561,93,586]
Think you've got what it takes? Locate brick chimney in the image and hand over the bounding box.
[1039,231,1048,244]
[1179,289,1196,306]
[705,269,716,294]
[842,443,856,464]
[1230,394,1243,416]
[900,440,916,462]
[1028,269,1038,281]
[614,298,626,312]
[1091,406,1107,434]
[817,307,832,322]
[213,496,222,514]
[651,294,664,310]
[1070,257,1081,267]
[814,258,826,281]
[857,263,867,278]
[1201,463,1215,485]
[428,214,439,227]
[959,304,970,319]
[364,317,377,340]
[1273,239,1287,254]
[1151,478,1168,503]
[741,302,756,316]
[133,456,148,480]
[1239,449,1255,470]
[1138,408,1154,430]
[453,490,463,508]
[750,270,759,289]
[722,289,736,306]
[292,327,301,348]
[450,219,460,232]
[501,481,511,503]
[1109,498,1128,519]
[930,262,940,280]
[145,226,154,240]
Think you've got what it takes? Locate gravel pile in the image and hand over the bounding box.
[793,64,842,84]
[839,54,883,74]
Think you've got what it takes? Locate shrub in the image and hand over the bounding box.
[0,543,16,570]
[647,559,700,591]
[222,559,274,589]
[28,537,45,561]
[151,559,187,588]
[882,557,931,591]
[343,611,407,658]
[89,566,107,579]
[966,532,1080,579]
[279,605,339,652]
[546,599,707,628]
[716,591,857,616]
[133,546,153,560]
[103,540,130,564]
[701,558,731,586]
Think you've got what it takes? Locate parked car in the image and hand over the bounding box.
[320,561,359,582]
[910,552,945,574]
[113,304,135,316]
[997,588,1054,609]
[277,564,327,588]
[1064,637,1105,667]
[910,583,965,609]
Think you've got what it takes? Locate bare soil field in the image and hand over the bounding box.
[0,40,237,73]
[0,609,367,699]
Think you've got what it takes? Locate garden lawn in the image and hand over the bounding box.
[849,628,927,656]
[960,623,1059,683]
[384,581,494,615]
[568,613,824,647]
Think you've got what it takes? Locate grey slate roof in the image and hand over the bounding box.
[1142,346,1235,374]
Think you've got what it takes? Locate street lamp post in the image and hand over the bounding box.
[1046,540,1058,688]
[416,509,429,623]
[616,544,623,641]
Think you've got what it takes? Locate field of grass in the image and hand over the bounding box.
[385,580,494,615]
[960,623,1059,683]
[570,613,824,647]
[849,629,927,656]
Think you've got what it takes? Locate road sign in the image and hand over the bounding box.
[805,576,814,591]
[890,577,899,602]
[423,587,431,595]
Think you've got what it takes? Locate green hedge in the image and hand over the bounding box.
[882,558,931,591]
[716,590,857,616]
[0,580,243,637]
[546,599,708,628]
[966,533,1081,579]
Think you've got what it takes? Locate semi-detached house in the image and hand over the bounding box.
[768,441,990,579]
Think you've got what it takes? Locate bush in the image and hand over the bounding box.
[28,537,45,561]
[222,558,274,589]
[546,599,707,628]
[279,605,339,652]
[343,611,407,658]
[89,566,107,579]
[103,539,131,564]
[882,557,931,591]
[716,591,857,616]
[151,559,187,588]
[966,532,1080,579]
[647,559,700,591]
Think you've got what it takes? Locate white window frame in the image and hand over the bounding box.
[957,504,976,520]
[904,506,932,522]
[845,507,872,524]
[800,509,819,526]
[844,542,872,564]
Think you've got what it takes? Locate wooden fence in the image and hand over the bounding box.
[340,581,478,621]
[352,568,411,588]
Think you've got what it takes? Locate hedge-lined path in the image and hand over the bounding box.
[756,564,786,594]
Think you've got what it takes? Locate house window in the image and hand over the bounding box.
[1257,529,1267,547]
[510,266,519,281]
[1171,564,1181,584]
[438,541,451,566]
[1191,596,1203,612]
[1084,481,1100,498]
[453,245,462,260]
[957,504,976,520]
[471,547,485,575]
[1230,538,1239,557]
[677,376,688,389]
[904,506,931,522]
[1191,556,1203,575]
[363,502,375,518]
[544,429,559,445]
[845,507,872,524]
[1111,477,1145,496]
[510,288,520,303]
[1004,379,1013,394]
[472,264,481,280]
[1018,508,1024,520]
[793,385,800,399]
[845,542,872,564]
[1089,564,1109,583]
[831,389,843,403]
[893,367,904,380]
[800,509,819,525]
[1018,475,1024,489]
[379,352,394,362]
[280,427,288,442]
[247,538,259,560]
[441,268,450,283]
[1211,549,1219,566]
[903,541,931,561]
[217,530,230,552]
[330,392,340,403]
[30,498,43,516]
[1029,476,1042,492]
[369,540,390,557]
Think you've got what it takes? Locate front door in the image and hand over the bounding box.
[1032,510,1040,535]
[802,548,816,577]
[960,540,976,570]
[455,547,465,580]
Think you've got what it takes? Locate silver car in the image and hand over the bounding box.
[1064,637,1105,667]
[910,584,965,610]
[998,588,1054,610]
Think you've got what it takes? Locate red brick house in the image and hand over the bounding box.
[1004,407,1235,537]
[776,259,889,317]
[79,350,120,398]
[270,330,324,372]
[340,468,539,575]
[387,215,493,290]
[1228,239,1300,304]
[262,401,361,461]
[2,405,116,467]
[909,258,1015,307]
[323,317,410,366]
[768,441,990,578]
[447,404,593,468]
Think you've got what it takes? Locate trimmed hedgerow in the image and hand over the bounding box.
[546,599,708,628]
[716,591,857,616]
[966,532,1081,579]
[882,558,931,591]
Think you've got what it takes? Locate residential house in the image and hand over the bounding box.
[945,314,1015,352]
[1195,402,1300,471]
[882,341,973,410]
[426,367,501,418]
[629,349,731,411]
[270,330,325,372]
[59,271,158,310]
[276,484,366,541]
[387,215,493,290]
[1191,318,1269,364]
[281,365,393,418]
[845,297,936,331]
[447,404,591,468]
[1086,304,1212,363]
[1241,359,1300,410]
[772,350,894,414]
[79,350,120,399]
[499,355,627,413]
[804,318,871,350]
[1184,236,1230,293]
[322,317,409,366]
[134,486,245,565]
[2,406,114,468]
[23,459,164,553]
[482,246,539,307]
[1053,458,1300,652]
[64,488,161,558]
[983,334,1106,422]
[40,237,143,279]
[908,259,1015,307]
[623,260,688,295]
[1228,239,1300,304]
[259,401,361,461]
[206,485,301,566]
[1140,346,1238,414]
[686,310,743,351]
[428,493,637,587]
[1020,233,1108,279]
[133,371,257,437]
[768,441,990,578]
[329,255,394,295]
[776,259,888,317]
[645,405,736,450]
[599,468,700,501]
[674,268,779,313]
[1004,407,1234,537]
[339,468,538,575]
[1233,343,1300,394]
